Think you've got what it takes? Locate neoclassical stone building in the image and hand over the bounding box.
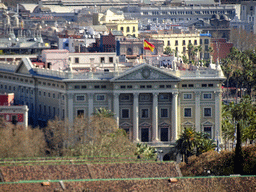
[0,58,225,150]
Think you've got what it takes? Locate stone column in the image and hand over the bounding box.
[88,93,94,119]
[195,91,201,132]
[172,92,178,141]
[114,93,120,126]
[152,92,159,142]
[24,105,29,130]
[67,93,73,124]
[133,93,139,142]
[108,93,112,111]
[215,91,221,143]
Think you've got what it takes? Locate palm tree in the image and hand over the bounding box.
[176,127,196,164]
[92,107,115,118]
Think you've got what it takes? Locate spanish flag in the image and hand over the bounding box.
[144,40,155,52]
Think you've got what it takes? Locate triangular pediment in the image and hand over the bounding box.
[139,121,151,127]
[159,122,171,127]
[120,122,132,127]
[182,121,195,126]
[111,63,180,82]
[201,120,214,126]
[15,57,35,75]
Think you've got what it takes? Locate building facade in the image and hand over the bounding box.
[0,57,225,148]
[93,9,139,37]
[122,5,237,24]
[140,30,211,60]
[0,93,29,128]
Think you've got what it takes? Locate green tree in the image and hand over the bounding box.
[176,127,196,164]
[135,143,156,159]
[194,132,216,156]
[163,46,173,55]
[176,127,217,164]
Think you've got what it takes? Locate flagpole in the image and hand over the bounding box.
[142,38,144,64]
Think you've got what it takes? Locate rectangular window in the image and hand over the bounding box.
[204,39,209,44]
[167,40,170,46]
[74,85,80,89]
[133,26,136,32]
[194,40,197,45]
[159,85,165,88]
[127,85,132,89]
[184,93,192,100]
[100,57,105,63]
[204,127,212,138]
[120,95,130,101]
[140,85,145,88]
[96,94,105,101]
[205,45,209,51]
[188,84,194,87]
[208,84,213,87]
[75,57,79,63]
[175,40,178,46]
[166,85,172,88]
[159,94,169,101]
[182,84,187,87]
[48,93,51,97]
[204,108,212,117]
[77,95,85,101]
[109,57,113,63]
[81,85,87,89]
[94,85,100,89]
[122,109,130,119]
[120,85,126,89]
[203,93,212,99]
[183,40,186,45]
[49,106,51,116]
[147,85,152,88]
[202,84,207,87]
[140,94,150,101]
[77,110,84,117]
[101,85,106,89]
[200,39,203,45]
[39,91,41,96]
[161,108,168,118]
[53,94,55,98]
[183,47,186,53]
[141,109,149,118]
[184,108,192,117]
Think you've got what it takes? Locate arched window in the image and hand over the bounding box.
[127,48,132,55]
[126,27,130,32]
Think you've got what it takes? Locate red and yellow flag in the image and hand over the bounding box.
[144,40,155,52]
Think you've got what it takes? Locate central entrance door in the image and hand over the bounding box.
[160,127,169,142]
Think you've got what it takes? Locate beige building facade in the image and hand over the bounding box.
[0,57,225,151]
[140,31,212,60]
